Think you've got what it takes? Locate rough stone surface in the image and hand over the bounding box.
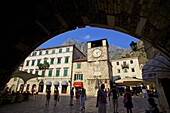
[1,0,170,90]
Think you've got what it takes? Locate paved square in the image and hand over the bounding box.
[0,94,155,113]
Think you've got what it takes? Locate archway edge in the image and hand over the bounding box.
[1,0,170,90]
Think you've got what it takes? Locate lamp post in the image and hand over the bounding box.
[130,41,144,51]
[129,41,148,64]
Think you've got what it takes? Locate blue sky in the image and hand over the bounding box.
[37,26,138,49]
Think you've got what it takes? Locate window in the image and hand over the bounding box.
[131,68,135,72]
[39,51,42,55]
[42,70,45,76]
[74,74,83,80]
[65,57,69,63]
[37,59,41,66]
[57,58,61,64]
[48,69,53,76]
[80,74,83,80]
[123,61,126,65]
[44,58,48,63]
[50,58,54,64]
[32,52,36,56]
[63,68,68,76]
[77,64,81,69]
[91,40,102,48]
[30,69,33,74]
[117,69,120,73]
[35,70,39,75]
[56,69,60,76]
[130,60,133,64]
[124,68,128,73]
[26,60,30,66]
[66,48,70,52]
[31,60,35,66]
[59,48,62,53]
[116,62,119,65]
[45,50,48,54]
[52,49,55,54]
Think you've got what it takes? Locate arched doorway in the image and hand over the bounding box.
[19,84,24,93]
[53,81,60,90]
[45,81,52,92]
[31,84,36,95]
[26,84,30,91]
[61,80,68,94]
[38,81,44,92]
[10,84,15,92]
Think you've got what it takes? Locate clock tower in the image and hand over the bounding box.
[86,38,112,95]
[87,38,109,61]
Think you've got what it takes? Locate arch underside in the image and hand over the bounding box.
[1,0,170,90]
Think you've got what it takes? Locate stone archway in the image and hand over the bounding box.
[1,0,170,92]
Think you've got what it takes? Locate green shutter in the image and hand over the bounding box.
[57,58,61,64]
[81,74,83,80]
[65,57,69,63]
[48,70,52,76]
[35,70,38,75]
[77,64,81,68]
[42,70,45,76]
[56,70,60,76]
[74,74,76,80]
[64,69,68,76]
[50,58,54,64]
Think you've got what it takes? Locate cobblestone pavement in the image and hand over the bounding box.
[0,94,157,113]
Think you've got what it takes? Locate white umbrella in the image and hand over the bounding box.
[115,77,143,85]
[12,70,44,83]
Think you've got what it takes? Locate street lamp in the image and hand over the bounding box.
[130,41,144,51]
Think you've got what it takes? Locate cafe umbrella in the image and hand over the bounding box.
[115,77,143,85]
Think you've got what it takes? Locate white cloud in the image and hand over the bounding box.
[84,35,91,39]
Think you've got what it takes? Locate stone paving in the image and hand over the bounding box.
[0,94,158,113]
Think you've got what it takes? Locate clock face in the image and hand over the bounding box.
[93,49,102,57]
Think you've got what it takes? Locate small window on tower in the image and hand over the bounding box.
[91,40,102,48]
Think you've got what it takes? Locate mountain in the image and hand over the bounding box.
[61,38,129,59]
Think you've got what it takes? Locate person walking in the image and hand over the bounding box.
[142,86,148,98]
[54,87,59,106]
[45,88,51,106]
[96,84,107,113]
[123,86,133,113]
[70,87,74,106]
[108,88,111,101]
[111,85,119,113]
[145,97,160,113]
[75,88,80,105]
[80,87,86,110]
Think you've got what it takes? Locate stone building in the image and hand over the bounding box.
[72,38,112,95]
[111,57,143,80]
[7,45,86,95]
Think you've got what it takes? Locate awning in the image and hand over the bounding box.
[45,81,52,85]
[142,55,170,80]
[115,77,143,85]
[73,82,83,87]
[12,70,44,83]
[61,80,68,85]
[53,81,60,86]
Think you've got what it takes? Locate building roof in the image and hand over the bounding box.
[73,57,87,62]
[35,44,75,51]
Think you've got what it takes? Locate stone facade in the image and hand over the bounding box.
[7,45,86,95]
